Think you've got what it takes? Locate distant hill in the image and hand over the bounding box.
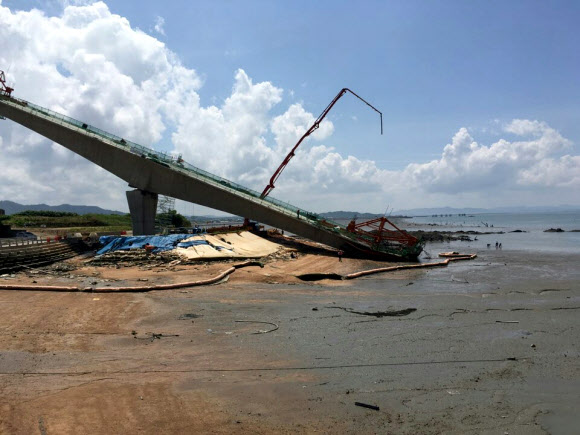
[0,200,125,215]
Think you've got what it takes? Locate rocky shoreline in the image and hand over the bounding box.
[410,227,579,242]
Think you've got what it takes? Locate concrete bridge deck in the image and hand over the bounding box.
[0,95,416,258]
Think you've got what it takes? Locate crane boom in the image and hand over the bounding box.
[260,87,382,199]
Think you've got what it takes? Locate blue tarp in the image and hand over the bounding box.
[176,240,210,248]
[97,234,195,255]
[176,239,233,251]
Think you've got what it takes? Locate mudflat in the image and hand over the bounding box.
[0,245,578,434]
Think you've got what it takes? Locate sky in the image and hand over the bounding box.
[0,0,578,215]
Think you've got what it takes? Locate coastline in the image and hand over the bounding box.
[0,234,578,433]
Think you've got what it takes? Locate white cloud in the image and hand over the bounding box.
[57,0,97,8]
[270,103,334,153]
[153,16,165,36]
[0,1,197,210]
[170,69,282,184]
[518,155,580,187]
[0,1,578,215]
[400,121,577,197]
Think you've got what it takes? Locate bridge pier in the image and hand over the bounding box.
[126,189,158,236]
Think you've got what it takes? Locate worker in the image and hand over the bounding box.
[338,250,344,262]
[144,243,155,255]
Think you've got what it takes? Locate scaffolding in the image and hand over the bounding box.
[156,195,176,233]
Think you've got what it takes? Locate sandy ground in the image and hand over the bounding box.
[0,242,578,434]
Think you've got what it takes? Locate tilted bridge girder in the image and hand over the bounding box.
[0,95,422,260]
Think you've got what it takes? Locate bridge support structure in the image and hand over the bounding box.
[126,189,158,236]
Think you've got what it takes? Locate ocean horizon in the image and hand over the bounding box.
[401,211,580,256]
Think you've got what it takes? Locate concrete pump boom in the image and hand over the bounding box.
[260,88,383,199]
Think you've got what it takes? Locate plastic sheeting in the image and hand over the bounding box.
[97,234,193,255]
[176,240,210,249]
[97,231,282,260]
[174,232,280,259]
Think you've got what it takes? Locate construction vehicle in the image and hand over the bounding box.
[260,87,424,259]
[260,88,382,199]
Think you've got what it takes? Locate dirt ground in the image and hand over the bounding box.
[0,241,578,434]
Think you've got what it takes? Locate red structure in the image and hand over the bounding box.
[0,71,14,97]
[260,88,382,199]
[346,216,420,250]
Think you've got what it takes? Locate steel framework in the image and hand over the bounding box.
[345,216,420,250]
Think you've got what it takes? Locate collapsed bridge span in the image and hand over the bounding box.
[0,94,422,260]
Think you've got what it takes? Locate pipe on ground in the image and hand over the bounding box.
[0,260,262,293]
[344,254,477,280]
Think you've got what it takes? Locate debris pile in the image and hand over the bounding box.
[89,250,181,266]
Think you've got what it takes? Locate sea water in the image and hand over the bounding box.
[352,211,580,295]
[403,211,580,255]
[406,211,580,232]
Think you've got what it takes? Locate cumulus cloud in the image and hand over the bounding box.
[518,155,580,187]
[271,103,334,152]
[170,69,282,184]
[153,16,165,36]
[401,120,577,197]
[0,1,195,209]
[0,1,578,214]
[57,0,96,7]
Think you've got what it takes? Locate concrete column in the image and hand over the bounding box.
[126,189,158,235]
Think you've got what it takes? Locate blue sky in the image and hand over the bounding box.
[1,0,579,213]
[98,0,580,163]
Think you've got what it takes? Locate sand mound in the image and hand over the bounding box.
[174,231,281,260]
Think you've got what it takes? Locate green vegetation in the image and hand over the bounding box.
[156,210,191,228]
[5,211,132,229]
[4,209,191,232]
[14,210,79,217]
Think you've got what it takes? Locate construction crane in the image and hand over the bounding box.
[0,70,14,97]
[260,88,383,199]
